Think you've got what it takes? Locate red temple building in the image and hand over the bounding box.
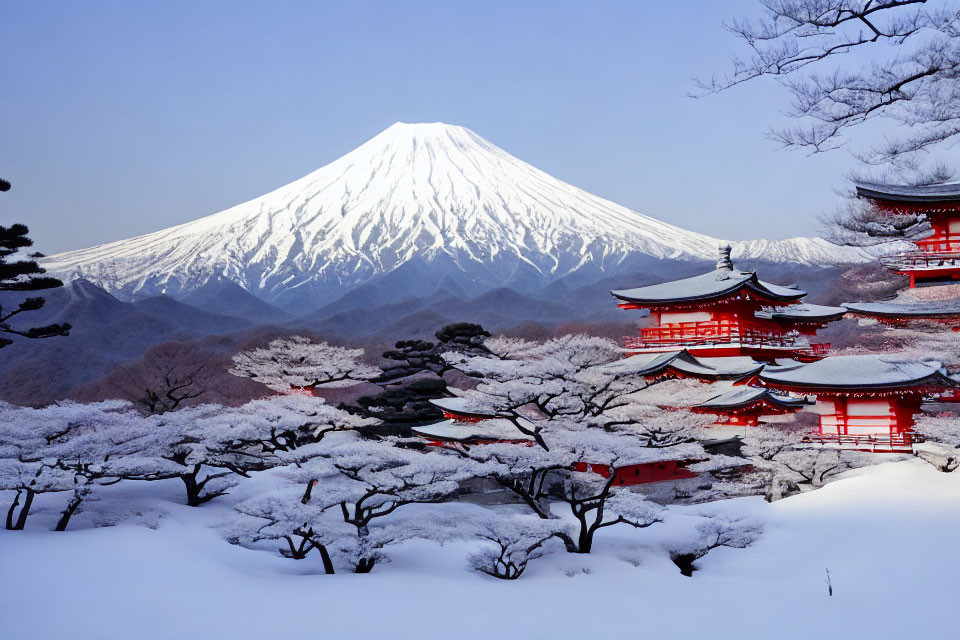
[857,181,960,287]
[611,247,845,362]
[842,298,960,329]
[692,387,808,427]
[606,349,764,382]
[752,355,959,453]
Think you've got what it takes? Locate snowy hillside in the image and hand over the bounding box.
[1,460,955,639]
[43,122,873,307]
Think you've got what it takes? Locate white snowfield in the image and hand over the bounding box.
[42,123,875,302]
[1,459,956,640]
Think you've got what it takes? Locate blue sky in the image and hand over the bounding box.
[0,1,923,254]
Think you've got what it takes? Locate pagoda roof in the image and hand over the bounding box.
[754,303,846,323]
[604,350,765,380]
[856,181,960,204]
[611,268,805,306]
[696,387,808,410]
[843,300,960,320]
[412,419,533,443]
[429,397,506,419]
[757,354,960,393]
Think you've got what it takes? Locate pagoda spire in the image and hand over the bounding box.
[716,244,734,274]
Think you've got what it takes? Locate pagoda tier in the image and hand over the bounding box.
[857,182,960,287]
[413,398,534,446]
[843,300,960,329]
[612,247,844,361]
[753,355,959,453]
[692,387,808,427]
[603,349,764,381]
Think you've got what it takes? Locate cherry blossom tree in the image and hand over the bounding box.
[468,513,572,580]
[229,336,380,393]
[0,401,166,530]
[228,434,487,573]
[441,335,720,553]
[142,394,377,506]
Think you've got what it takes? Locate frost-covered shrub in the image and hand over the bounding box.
[668,516,763,576]
[226,434,489,573]
[468,515,570,580]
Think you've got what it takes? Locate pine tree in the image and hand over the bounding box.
[0,180,70,348]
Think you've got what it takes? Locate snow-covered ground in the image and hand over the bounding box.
[1,459,957,640]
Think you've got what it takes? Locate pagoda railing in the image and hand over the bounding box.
[802,432,923,448]
[624,322,828,356]
[879,250,960,272]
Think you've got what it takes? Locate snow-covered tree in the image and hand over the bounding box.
[468,513,572,580]
[822,197,931,248]
[143,394,377,506]
[228,434,485,573]
[667,514,763,576]
[229,336,380,393]
[0,400,165,530]
[738,425,873,500]
[442,335,719,553]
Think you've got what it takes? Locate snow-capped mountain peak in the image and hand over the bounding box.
[43,122,872,309]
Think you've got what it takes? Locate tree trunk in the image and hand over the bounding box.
[574,526,593,554]
[6,489,21,530]
[6,488,35,530]
[54,490,85,531]
[671,553,697,577]
[318,545,336,575]
[354,557,376,573]
[181,469,202,507]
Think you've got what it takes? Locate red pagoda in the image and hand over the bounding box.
[691,387,807,427]
[611,247,845,362]
[857,182,960,287]
[753,355,959,453]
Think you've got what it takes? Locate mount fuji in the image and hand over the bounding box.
[43,122,873,313]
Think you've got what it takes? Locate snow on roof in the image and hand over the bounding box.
[696,387,807,410]
[758,354,958,390]
[755,303,847,322]
[412,419,533,443]
[611,267,805,305]
[843,300,960,319]
[604,350,763,380]
[856,181,960,203]
[429,397,504,417]
[603,442,706,467]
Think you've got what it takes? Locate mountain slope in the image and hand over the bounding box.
[43,122,872,310]
[0,280,254,405]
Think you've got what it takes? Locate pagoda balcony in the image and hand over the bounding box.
[801,431,923,451]
[624,323,829,357]
[878,250,960,272]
